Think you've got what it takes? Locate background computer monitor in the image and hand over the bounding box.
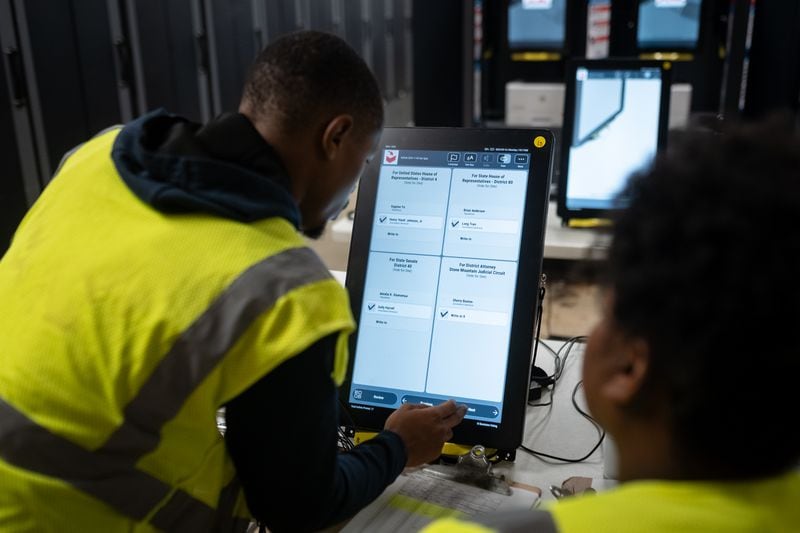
[507,0,567,51]
[342,127,554,459]
[557,60,671,221]
[637,0,704,51]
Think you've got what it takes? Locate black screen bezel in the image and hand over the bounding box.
[340,127,554,452]
[557,59,671,222]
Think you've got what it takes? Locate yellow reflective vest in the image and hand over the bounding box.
[422,471,800,533]
[549,472,800,532]
[0,129,355,532]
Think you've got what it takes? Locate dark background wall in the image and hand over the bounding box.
[743,1,800,119]
[3,0,798,256]
[0,0,413,255]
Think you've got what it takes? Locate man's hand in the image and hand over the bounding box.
[384,400,467,467]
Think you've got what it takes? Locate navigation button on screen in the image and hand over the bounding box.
[400,395,499,418]
[354,389,398,405]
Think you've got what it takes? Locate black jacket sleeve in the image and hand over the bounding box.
[224,334,407,532]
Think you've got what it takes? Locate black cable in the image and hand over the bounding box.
[529,276,547,378]
[570,382,597,422]
[527,397,553,407]
[555,336,586,379]
[531,335,587,393]
[536,338,560,358]
[526,373,557,429]
[337,428,354,451]
[520,379,605,463]
[528,339,559,406]
[537,338,561,379]
[529,335,585,406]
[337,398,356,451]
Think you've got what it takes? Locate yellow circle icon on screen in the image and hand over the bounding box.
[533,136,546,148]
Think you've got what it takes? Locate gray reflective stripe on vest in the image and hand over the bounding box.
[0,396,235,530]
[99,246,332,459]
[0,246,330,530]
[475,509,559,533]
[52,125,123,178]
[0,396,171,521]
[149,475,247,533]
[150,488,217,532]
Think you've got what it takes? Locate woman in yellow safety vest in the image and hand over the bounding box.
[424,118,800,533]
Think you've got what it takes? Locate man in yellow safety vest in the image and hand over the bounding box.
[0,31,466,532]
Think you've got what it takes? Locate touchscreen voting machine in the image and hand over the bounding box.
[557,59,670,222]
[341,128,554,459]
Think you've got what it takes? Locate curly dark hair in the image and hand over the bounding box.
[608,116,800,478]
[241,31,383,137]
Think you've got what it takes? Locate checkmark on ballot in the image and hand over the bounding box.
[379,216,387,223]
[368,304,376,310]
[440,310,448,317]
[451,220,459,227]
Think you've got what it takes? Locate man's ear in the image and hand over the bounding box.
[321,114,354,160]
[601,336,650,407]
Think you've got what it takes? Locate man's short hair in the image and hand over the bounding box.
[608,116,800,478]
[241,31,383,137]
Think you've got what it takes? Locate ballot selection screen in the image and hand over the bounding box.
[348,147,531,425]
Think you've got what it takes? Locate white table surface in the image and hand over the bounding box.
[493,339,615,502]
